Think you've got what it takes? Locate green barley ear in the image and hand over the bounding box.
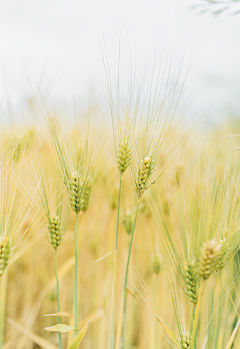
[215,237,230,272]
[181,259,200,305]
[117,139,131,175]
[178,333,191,349]
[47,215,63,249]
[81,176,93,212]
[174,163,183,187]
[198,239,221,280]
[109,184,119,210]
[123,210,134,235]
[0,236,11,276]
[151,252,162,275]
[69,172,83,214]
[134,156,153,200]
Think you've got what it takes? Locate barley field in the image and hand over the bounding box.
[0,70,240,349]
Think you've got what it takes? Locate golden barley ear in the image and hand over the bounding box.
[198,239,221,280]
[134,156,153,199]
[0,236,11,276]
[178,333,191,349]
[117,140,131,175]
[151,253,162,275]
[47,215,63,249]
[181,259,200,305]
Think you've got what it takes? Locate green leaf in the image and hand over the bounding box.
[67,321,90,349]
[44,324,77,333]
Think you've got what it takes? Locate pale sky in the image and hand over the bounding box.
[0,0,240,119]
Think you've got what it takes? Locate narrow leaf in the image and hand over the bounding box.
[225,318,240,349]
[44,324,77,333]
[44,312,74,318]
[67,321,90,349]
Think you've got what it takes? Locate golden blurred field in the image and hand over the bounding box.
[1,98,240,349]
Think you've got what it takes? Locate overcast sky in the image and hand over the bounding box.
[0,0,240,119]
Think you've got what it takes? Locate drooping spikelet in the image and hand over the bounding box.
[47,215,63,249]
[81,176,93,212]
[0,236,11,276]
[69,172,83,214]
[181,259,200,305]
[134,156,153,199]
[215,238,230,272]
[123,210,134,235]
[178,333,191,349]
[117,140,131,175]
[198,239,221,280]
[151,252,162,275]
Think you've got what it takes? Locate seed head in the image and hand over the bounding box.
[181,259,200,305]
[134,156,153,199]
[81,176,93,212]
[151,252,162,274]
[117,140,131,175]
[0,236,11,276]
[47,215,62,249]
[178,333,191,349]
[198,239,221,280]
[123,210,134,235]
[215,238,230,272]
[109,185,119,210]
[69,172,83,214]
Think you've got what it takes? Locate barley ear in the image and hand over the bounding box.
[123,210,134,235]
[69,172,83,214]
[198,239,221,280]
[117,140,131,175]
[178,333,191,349]
[135,156,153,199]
[47,215,63,249]
[181,259,200,305]
[0,237,11,276]
[151,253,162,275]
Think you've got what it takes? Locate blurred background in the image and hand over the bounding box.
[0,0,240,122]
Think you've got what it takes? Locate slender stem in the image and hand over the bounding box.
[121,203,139,349]
[0,268,8,348]
[207,278,218,349]
[110,175,122,349]
[74,213,78,335]
[154,276,158,349]
[54,249,62,349]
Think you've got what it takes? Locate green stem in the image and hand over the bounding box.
[74,213,78,335]
[0,268,8,348]
[154,276,158,349]
[54,250,62,349]
[110,175,122,349]
[207,278,218,349]
[121,203,139,349]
